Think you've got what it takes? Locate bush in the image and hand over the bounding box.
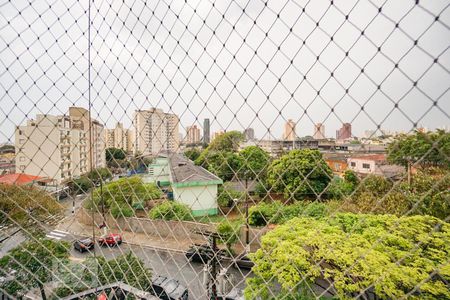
[110,204,134,218]
[216,221,241,251]
[248,201,328,226]
[148,201,192,221]
[69,176,93,195]
[217,185,244,208]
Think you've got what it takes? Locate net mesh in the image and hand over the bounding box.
[0,0,449,299]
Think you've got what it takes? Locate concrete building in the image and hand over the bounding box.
[239,139,319,157]
[186,125,201,144]
[283,119,296,141]
[203,118,210,144]
[104,122,133,153]
[347,154,404,178]
[69,107,106,169]
[146,152,223,216]
[15,114,89,184]
[336,123,352,140]
[133,108,180,155]
[243,128,255,141]
[313,123,326,140]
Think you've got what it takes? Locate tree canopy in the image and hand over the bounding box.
[246,214,450,299]
[0,239,70,299]
[238,146,271,180]
[387,130,450,168]
[105,147,126,162]
[266,149,333,200]
[0,183,62,226]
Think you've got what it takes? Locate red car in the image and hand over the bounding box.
[98,233,122,247]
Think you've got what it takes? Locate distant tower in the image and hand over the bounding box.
[336,123,352,140]
[283,119,296,141]
[243,128,255,141]
[203,118,210,144]
[313,123,325,139]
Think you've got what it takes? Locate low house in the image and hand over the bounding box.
[347,154,404,179]
[324,154,350,176]
[145,152,223,216]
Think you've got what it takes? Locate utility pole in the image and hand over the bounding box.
[245,176,249,248]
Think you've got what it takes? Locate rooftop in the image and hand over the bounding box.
[0,173,46,185]
[168,153,222,187]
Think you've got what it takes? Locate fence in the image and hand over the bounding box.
[0,0,449,299]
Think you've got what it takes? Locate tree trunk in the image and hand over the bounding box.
[38,283,47,300]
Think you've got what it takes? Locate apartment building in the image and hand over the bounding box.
[15,108,105,184]
[104,122,134,153]
[15,114,88,184]
[133,108,180,155]
[186,125,201,144]
[69,107,106,169]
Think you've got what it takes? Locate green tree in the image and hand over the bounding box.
[217,221,241,254]
[246,214,450,299]
[217,184,245,208]
[238,146,270,180]
[90,176,161,212]
[184,148,201,161]
[105,147,126,162]
[266,149,333,200]
[387,130,450,168]
[0,184,62,226]
[148,201,192,221]
[0,239,70,299]
[197,151,243,181]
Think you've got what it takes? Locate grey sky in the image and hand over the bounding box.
[1,0,449,143]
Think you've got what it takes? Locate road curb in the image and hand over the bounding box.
[61,228,187,254]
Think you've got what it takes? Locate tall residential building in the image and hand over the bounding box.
[133,108,180,155]
[203,118,210,144]
[186,125,201,144]
[283,119,296,141]
[15,114,89,184]
[69,107,106,169]
[104,122,134,153]
[336,123,352,140]
[313,123,326,139]
[244,128,255,141]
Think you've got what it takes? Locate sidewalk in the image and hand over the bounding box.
[55,215,204,253]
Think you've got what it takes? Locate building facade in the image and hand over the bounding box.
[203,118,210,144]
[313,123,326,139]
[133,108,180,155]
[336,123,352,140]
[104,122,133,153]
[283,119,296,141]
[186,125,201,144]
[69,107,106,170]
[212,130,225,141]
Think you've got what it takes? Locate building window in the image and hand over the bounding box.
[19,139,25,144]
[350,162,356,167]
[362,163,370,169]
[19,157,25,162]
[19,165,25,171]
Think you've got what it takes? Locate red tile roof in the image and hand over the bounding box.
[0,173,44,185]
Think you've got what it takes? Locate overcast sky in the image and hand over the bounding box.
[0,0,449,143]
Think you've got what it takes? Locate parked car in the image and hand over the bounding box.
[185,244,227,264]
[73,237,94,253]
[98,233,122,247]
[232,252,254,270]
[151,275,188,300]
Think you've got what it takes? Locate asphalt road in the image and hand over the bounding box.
[69,242,251,299]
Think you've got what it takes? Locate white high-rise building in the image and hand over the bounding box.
[313,123,326,139]
[133,108,180,155]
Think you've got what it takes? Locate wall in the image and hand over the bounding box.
[172,184,218,216]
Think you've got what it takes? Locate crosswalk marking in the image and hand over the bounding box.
[46,230,69,240]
